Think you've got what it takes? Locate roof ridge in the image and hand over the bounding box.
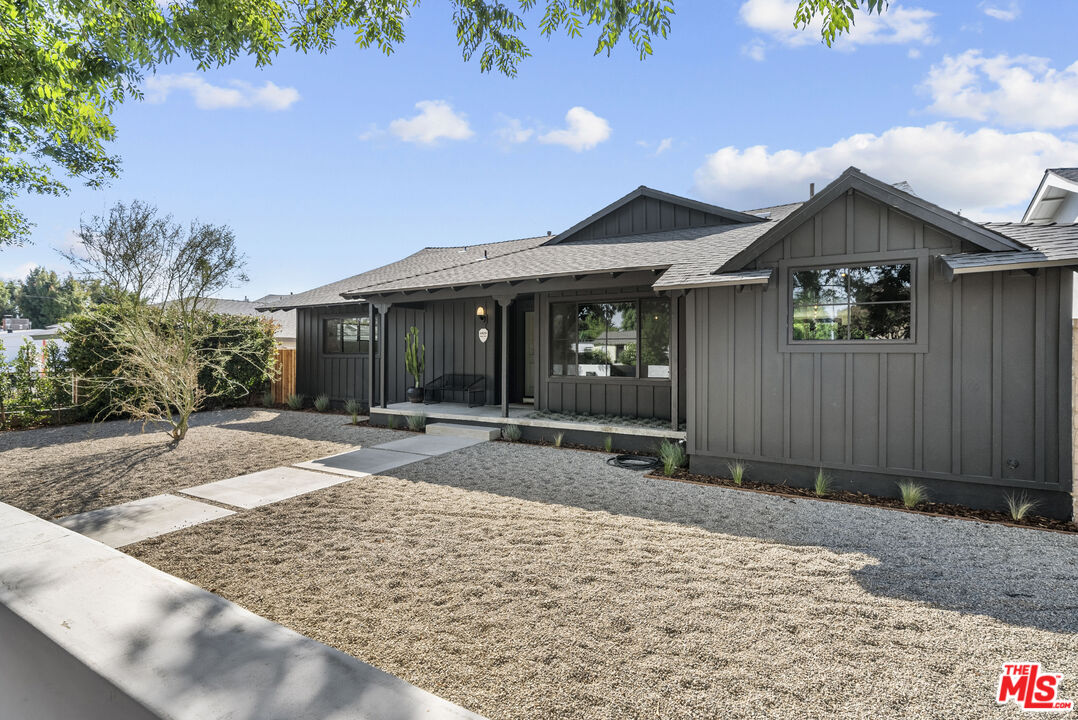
[421,234,548,251]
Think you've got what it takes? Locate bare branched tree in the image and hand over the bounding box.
[64,200,271,442]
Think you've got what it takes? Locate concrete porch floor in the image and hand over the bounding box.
[375,401,685,440]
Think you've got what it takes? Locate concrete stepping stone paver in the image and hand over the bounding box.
[182,467,354,509]
[56,494,234,548]
[295,447,430,478]
[372,434,485,456]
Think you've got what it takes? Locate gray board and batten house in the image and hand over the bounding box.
[261,167,1078,519]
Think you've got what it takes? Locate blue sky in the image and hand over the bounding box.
[5,0,1078,299]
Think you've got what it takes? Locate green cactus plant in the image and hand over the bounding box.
[405,326,425,389]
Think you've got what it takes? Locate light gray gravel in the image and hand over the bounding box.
[0,408,406,518]
[127,437,1078,720]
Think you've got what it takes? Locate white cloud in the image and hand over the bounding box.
[908,48,921,59]
[495,116,534,145]
[0,262,37,282]
[693,123,1078,220]
[742,40,767,62]
[538,107,611,152]
[981,1,1021,21]
[388,100,473,145]
[654,138,674,156]
[144,73,300,111]
[923,51,1078,129]
[740,0,935,48]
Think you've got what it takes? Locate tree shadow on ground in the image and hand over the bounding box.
[387,441,1078,634]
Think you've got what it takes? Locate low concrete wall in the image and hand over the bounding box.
[0,502,484,720]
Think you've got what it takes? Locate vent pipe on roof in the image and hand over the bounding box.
[809,183,815,198]
[547,230,552,236]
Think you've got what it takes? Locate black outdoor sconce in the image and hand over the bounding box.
[476,305,488,325]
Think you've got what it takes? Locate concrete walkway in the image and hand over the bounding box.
[56,494,235,549]
[56,426,492,548]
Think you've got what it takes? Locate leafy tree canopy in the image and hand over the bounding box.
[0,0,885,247]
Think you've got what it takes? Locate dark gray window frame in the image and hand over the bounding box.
[321,314,375,357]
[776,250,930,354]
[547,293,673,383]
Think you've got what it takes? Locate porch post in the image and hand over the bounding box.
[373,302,391,408]
[367,302,375,411]
[670,292,681,431]
[496,296,515,418]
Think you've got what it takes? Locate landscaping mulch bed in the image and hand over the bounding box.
[0,408,404,518]
[647,468,1077,534]
[129,439,1078,720]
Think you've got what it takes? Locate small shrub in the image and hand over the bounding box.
[658,439,686,477]
[387,414,400,429]
[897,480,928,509]
[813,468,831,497]
[553,431,565,448]
[603,435,613,453]
[1004,491,1038,521]
[344,398,362,425]
[313,394,330,412]
[502,423,522,442]
[728,460,746,486]
[262,389,275,407]
[406,413,426,431]
[286,393,305,410]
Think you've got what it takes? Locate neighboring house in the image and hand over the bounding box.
[2,317,31,332]
[1,325,65,365]
[202,296,297,348]
[262,167,1078,518]
[1022,168,1078,315]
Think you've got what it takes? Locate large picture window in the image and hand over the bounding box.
[323,316,374,354]
[791,263,912,341]
[550,298,670,378]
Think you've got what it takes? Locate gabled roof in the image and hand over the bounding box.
[941,222,1078,276]
[545,186,764,245]
[1022,168,1078,223]
[716,166,1025,273]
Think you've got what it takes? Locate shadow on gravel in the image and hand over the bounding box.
[389,441,1078,635]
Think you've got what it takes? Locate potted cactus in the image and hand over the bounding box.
[405,326,425,403]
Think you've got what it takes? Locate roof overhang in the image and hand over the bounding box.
[255,299,366,312]
[340,265,670,298]
[939,251,1078,280]
[717,167,1025,273]
[653,269,772,292]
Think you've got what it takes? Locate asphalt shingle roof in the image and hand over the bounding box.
[344,202,805,296]
[941,222,1078,273]
[258,236,548,310]
[202,297,297,339]
[1049,168,1078,183]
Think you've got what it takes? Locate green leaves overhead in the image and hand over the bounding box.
[1,0,885,248]
[794,0,889,47]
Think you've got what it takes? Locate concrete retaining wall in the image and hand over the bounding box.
[0,502,484,720]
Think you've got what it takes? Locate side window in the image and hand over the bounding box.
[791,263,912,341]
[323,316,374,354]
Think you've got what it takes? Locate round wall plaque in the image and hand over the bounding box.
[478,327,489,343]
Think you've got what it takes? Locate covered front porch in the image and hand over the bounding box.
[364,273,687,431]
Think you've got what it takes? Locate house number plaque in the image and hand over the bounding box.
[478,328,489,343]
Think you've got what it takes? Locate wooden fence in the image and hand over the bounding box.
[271,347,296,405]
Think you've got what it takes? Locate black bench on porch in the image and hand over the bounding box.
[423,374,487,407]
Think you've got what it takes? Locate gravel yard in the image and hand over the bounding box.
[123,435,1078,720]
[0,408,402,518]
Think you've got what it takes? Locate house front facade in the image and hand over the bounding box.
[262,167,1078,519]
